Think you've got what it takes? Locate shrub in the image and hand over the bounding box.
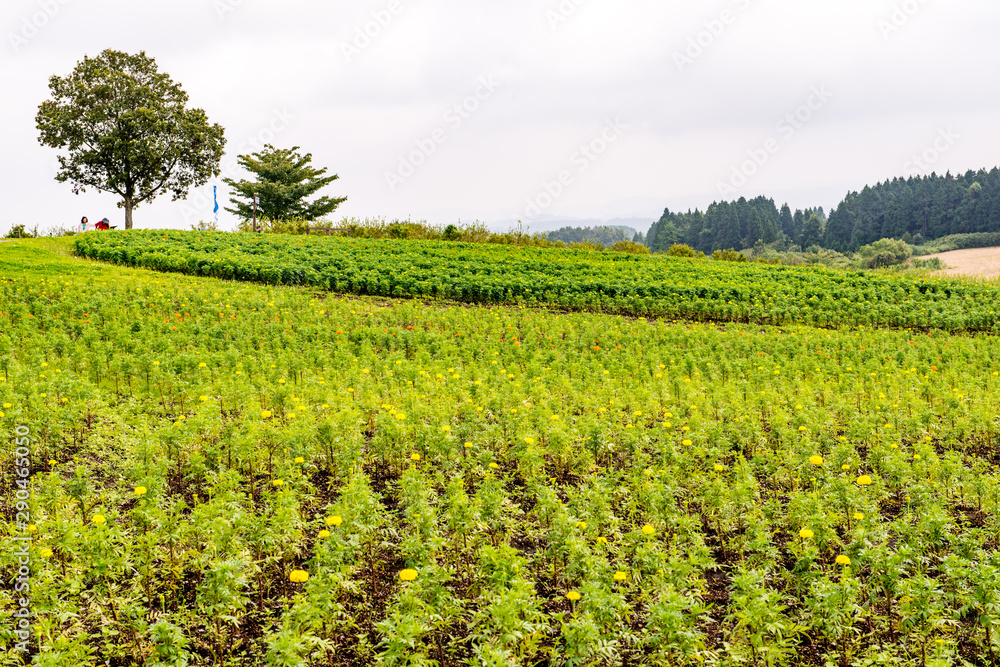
[711,248,747,262]
[859,238,912,269]
[667,244,698,258]
[610,240,649,255]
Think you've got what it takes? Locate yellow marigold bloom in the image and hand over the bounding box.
[841,464,850,470]
[799,528,814,539]
[853,512,864,521]
[596,537,607,544]
[713,464,724,472]
[410,453,421,461]
[836,555,851,566]
[576,521,587,529]
[261,410,272,419]
[294,456,304,463]
[91,514,106,525]
[913,454,921,460]
[289,570,309,583]
[682,439,692,446]
[272,479,284,486]
[198,362,207,368]
[326,515,343,526]
[566,591,581,601]
[614,571,627,581]
[134,486,147,495]
[798,426,807,432]
[40,548,53,558]
[489,462,499,469]
[856,475,873,486]
[319,530,331,538]
[399,569,418,581]
[199,395,209,401]
[641,524,655,535]
[26,525,37,532]
[524,437,536,444]
[48,459,57,466]
[809,455,823,466]
[441,425,451,432]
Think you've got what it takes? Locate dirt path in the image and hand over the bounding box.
[929,246,1000,280]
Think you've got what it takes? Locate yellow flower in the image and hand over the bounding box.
[809,455,823,466]
[318,530,331,538]
[289,570,309,583]
[410,453,421,461]
[489,462,499,469]
[682,439,692,446]
[399,569,418,581]
[798,426,807,432]
[294,456,304,463]
[853,512,864,521]
[199,395,209,401]
[134,486,147,496]
[641,524,655,535]
[272,479,284,486]
[595,536,607,544]
[326,515,343,526]
[614,571,627,581]
[713,464,724,472]
[26,524,37,532]
[913,454,921,460]
[836,555,851,566]
[441,425,451,432]
[524,437,536,444]
[566,591,581,601]
[40,548,53,558]
[48,459,57,466]
[198,362,207,368]
[841,464,850,470]
[261,410,272,419]
[91,514,106,525]
[576,521,587,529]
[856,475,873,486]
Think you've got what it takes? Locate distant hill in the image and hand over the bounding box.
[545,225,642,247]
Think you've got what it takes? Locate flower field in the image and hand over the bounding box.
[2,237,1000,666]
[73,230,1000,332]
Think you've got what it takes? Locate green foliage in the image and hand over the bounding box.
[546,225,637,248]
[609,240,649,255]
[859,238,913,269]
[5,224,37,239]
[74,230,1000,332]
[667,243,698,258]
[223,145,346,222]
[5,238,1000,665]
[711,248,746,262]
[35,49,225,229]
[912,232,1000,256]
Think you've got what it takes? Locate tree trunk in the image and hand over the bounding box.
[125,200,134,229]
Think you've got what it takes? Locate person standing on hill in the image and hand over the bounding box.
[80,216,89,232]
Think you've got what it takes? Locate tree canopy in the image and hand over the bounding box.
[223,145,346,223]
[36,49,226,229]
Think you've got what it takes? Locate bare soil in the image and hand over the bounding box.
[929,246,1000,279]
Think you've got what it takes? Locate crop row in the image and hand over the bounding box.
[72,230,1000,332]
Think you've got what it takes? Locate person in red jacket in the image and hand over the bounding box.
[95,218,110,230]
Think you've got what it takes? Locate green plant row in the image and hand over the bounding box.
[2,239,1000,666]
[74,230,1000,332]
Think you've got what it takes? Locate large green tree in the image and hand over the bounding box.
[223,145,346,223]
[36,49,226,229]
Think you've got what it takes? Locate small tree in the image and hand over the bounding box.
[224,145,346,223]
[36,50,226,229]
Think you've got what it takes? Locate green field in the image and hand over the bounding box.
[74,230,1000,331]
[2,236,1000,667]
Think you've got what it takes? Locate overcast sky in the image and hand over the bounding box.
[3,0,999,235]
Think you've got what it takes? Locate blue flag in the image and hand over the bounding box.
[213,185,219,223]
